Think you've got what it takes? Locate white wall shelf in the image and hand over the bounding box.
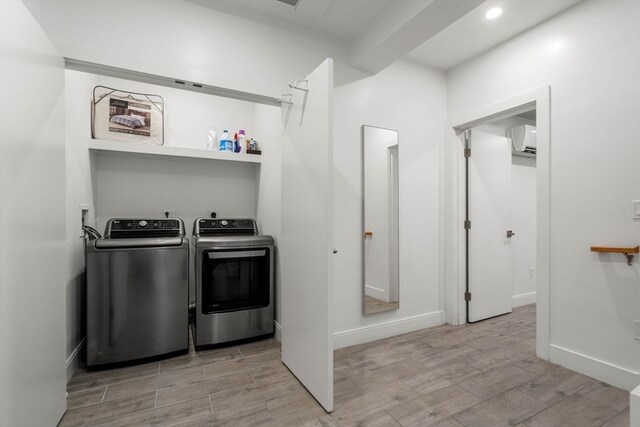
[88,139,262,164]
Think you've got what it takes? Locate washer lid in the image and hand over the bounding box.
[194,235,274,247]
[95,237,184,249]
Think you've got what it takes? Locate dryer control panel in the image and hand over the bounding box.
[196,218,257,236]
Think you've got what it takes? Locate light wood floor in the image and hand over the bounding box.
[61,305,629,426]
[364,295,400,314]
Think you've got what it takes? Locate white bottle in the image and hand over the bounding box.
[207,129,217,151]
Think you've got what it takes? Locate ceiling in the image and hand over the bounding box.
[185,0,396,41]
[185,0,582,71]
[405,0,582,69]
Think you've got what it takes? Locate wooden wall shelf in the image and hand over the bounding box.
[590,245,639,266]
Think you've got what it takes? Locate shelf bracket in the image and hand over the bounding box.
[279,94,293,105]
[624,253,635,266]
[590,245,639,266]
[288,80,309,92]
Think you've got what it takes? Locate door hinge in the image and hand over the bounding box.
[464,148,471,158]
[464,292,472,301]
[464,220,471,230]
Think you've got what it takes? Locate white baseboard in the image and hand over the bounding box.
[549,344,640,392]
[631,385,640,427]
[513,291,536,307]
[66,337,85,383]
[333,311,445,350]
[365,285,388,302]
[274,321,281,343]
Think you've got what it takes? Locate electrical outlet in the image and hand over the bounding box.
[79,204,90,238]
[529,267,535,278]
[633,200,640,220]
[634,320,640,341]
[164,208,176,218]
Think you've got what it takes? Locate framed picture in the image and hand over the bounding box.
[92,86,164,145]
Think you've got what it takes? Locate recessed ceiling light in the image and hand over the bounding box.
[486,7,503,20]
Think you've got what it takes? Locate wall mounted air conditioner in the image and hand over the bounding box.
[510,124,537,158]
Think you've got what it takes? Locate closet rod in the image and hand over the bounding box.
[65,58,282,107]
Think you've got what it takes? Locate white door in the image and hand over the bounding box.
[468,130,513,322]
[280,59,334,412]
[0,1,67,425]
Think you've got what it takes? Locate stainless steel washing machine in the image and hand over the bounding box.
[86,218,189,366]
[192,218,274,349]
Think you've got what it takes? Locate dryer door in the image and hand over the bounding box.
[201,248,271,314]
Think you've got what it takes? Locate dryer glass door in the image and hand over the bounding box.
[201,248,270,314]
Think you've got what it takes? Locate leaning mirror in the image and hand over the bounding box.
[362,125,400,315]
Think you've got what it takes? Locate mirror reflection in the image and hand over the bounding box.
[362,125,399,315]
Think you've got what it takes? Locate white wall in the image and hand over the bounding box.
[0,0,67,424]
[632,385,640,427]
[333,59,447,347]
[94,155,258,231]
[511,156,537,305]
[447,0,640,390]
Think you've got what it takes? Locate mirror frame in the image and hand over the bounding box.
[361,125,400,316]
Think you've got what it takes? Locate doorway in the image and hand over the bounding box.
[443,86,551,359]
[464,112,537,323]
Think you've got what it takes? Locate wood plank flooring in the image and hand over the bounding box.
[364,295,400,314]
[61,305,629,426]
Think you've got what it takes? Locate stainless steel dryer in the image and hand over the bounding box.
[192,218,274,349]
[86,218,189,367]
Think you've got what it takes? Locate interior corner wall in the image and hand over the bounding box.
[64,70,98,380]
[447,0,640,390]
[333,59,447,348]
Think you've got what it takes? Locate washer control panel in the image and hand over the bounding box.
[111,219,180,231]
[196,218,256,235]
[106,218,184,238]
